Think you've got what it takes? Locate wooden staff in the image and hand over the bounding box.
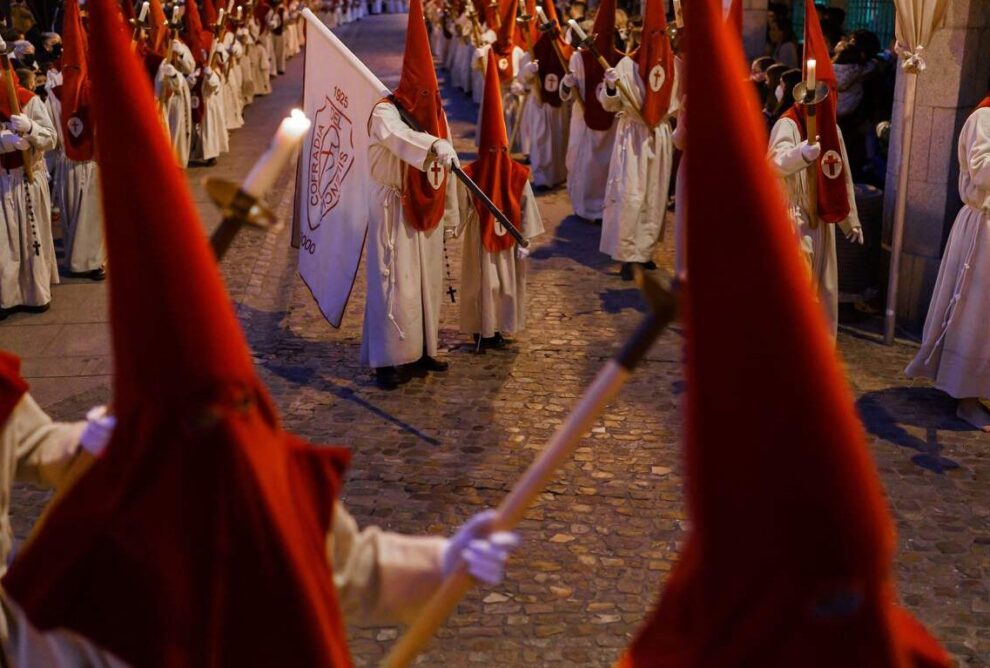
[382,270,677,668]
[806,104,818,230]
[0,46,32,181]
[568,18,646,125]
[487,0,500,28]
[535,5,583,112]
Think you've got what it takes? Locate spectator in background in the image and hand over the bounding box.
[765,67,801,131]
[751,56,774,106]
[766,18,798,69]
[763,62,789,129]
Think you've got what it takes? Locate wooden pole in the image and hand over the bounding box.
[805,104,818,230]
[381,276,676,668]
[883,70,918,345]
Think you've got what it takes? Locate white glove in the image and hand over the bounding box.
[516,244,530,260]
[162,63,179,78]
[186,73,198,87]
[171,39,185,56]
[8,114,32,135]
[844,226,864,245]
[441,510,520,586]
[521,60,539,77]
[800,137,821,163]
[603,67,619,88]
[204,66,214,78]
[79,405,116,456]
[432,139,459,170]
[509,80,525,96]
[561,72,577,89]
[0,130,28,152]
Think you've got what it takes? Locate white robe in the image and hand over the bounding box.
[473,45,523,151]
[191,66,225,162]
[454,180,543,337]
[451,31,474,92]
[57,159,105,274]
[270,9,287,73]
[468,29,497,105]
[768,117,860,340]
[561,51,617,221]
[598,56,677,264]
[252,22,273,95]
[361,103,458,369]
[905,107,990,399]
[155,42,196,168]
[515,52,569,188]
[0,97,59,309]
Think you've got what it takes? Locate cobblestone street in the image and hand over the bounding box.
[0,13,987,667]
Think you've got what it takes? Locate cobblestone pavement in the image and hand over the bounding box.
[1,13,988,667]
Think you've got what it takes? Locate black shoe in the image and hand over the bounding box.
[88,268,107,281]
[640,260,658,271]
[483,333,509,350]
[592,218,603,226]
[20,302,50,314]
[0,308,9,321]
[374,366,407,390]
[619,263,634,281]
[415,355,449,373]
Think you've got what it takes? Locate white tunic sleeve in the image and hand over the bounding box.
[369,102,438,172]
[836,128,861,234]
[21,97,57,154]
[967,108,990,190]
[767,116,808,178]
[328,502,447,626]
[6,393,85,490]
[520,181,544,240]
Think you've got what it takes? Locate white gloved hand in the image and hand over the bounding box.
[509,80,526,97]
[0,130,29,152]
[603,67,619,88]
[8,114,32,135]
[516,244,530,260]
[561,72,577,89]
[204,66,214,78]
[441,510,521,586]
[800,137,821,163]
[844,226,864,245]
[162,63,179,78]
[432,139,459,170]
[171,39,185,56]
[79,405,116,456]
[522,60,539,77]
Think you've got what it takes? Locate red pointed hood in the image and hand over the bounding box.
[2,0,353,665]
[59,0,95,162]
[493,0,517,50]
[589,0,616,59]
[118,0,135,23]
[148,0,168,53]
[391,0,450,233]
[614,0,950,665]
[183,0,208,65]
[0,351,28,428]
[532,0,569,108]
[202,0,218,28]
[637,0,674,128]
[578,0,620,131]
[513,0,537,51]
[462,51,529,253]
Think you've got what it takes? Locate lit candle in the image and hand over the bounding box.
[806,58,816,93]
[138,1,149,21]
[535,5,548,24]
[673,0,683,26]
[567,18,587,42]
[241,109,312,200]
[216,7,225,25]
[235,5,243,19]
[171,5,181,23]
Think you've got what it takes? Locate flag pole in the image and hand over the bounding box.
[568,18,646,125]
[381,270,677,668]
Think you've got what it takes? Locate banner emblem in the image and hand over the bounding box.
[648,64,666,93]
[821,149,843,180]
[307,92,356,230]
[67,116,84,138]
[544,72,559,93]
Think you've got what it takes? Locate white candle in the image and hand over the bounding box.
[241,109,312,199]
[806,58,816,93]
[216,7,225,24]
[138,1,149,21]
[535,5,548,24]
[226,0,235,14]
[235,5,243,19]
[673,0,683,26]
[171,5,180,23]
[567,18,587,42]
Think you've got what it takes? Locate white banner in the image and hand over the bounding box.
[295,9,390,327]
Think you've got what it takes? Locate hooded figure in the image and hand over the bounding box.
[511,0,571,187]
[615,0,951,665]
[768,0,862,340]
[472,0,524,149]
[598,0,678,280]
[185,0,224,164]
[154,4,196,167]
[0,53,60,315]
[904,94,990,432]
[455,51,543,349]
[362,0,460,390]
[50,0,106,280]
[559,0,621,221]
[249,0,273,96]
[1,0,356,662]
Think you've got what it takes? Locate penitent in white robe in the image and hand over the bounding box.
[515,52,569,188]
[598,55,678,264]
[156,42,196,168]
[361,103,459,369]
[250,20,273,95]
[454,180,543,338]
[906,107,990,399]
[768,117,860,340]
[0,97,59,310]
[561,50,617,221]
[191,66,225,162]
[473,45,523,150]
[467,29,497,105]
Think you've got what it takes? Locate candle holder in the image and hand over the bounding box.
[792,81,828,107]
[204,177,281,260]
